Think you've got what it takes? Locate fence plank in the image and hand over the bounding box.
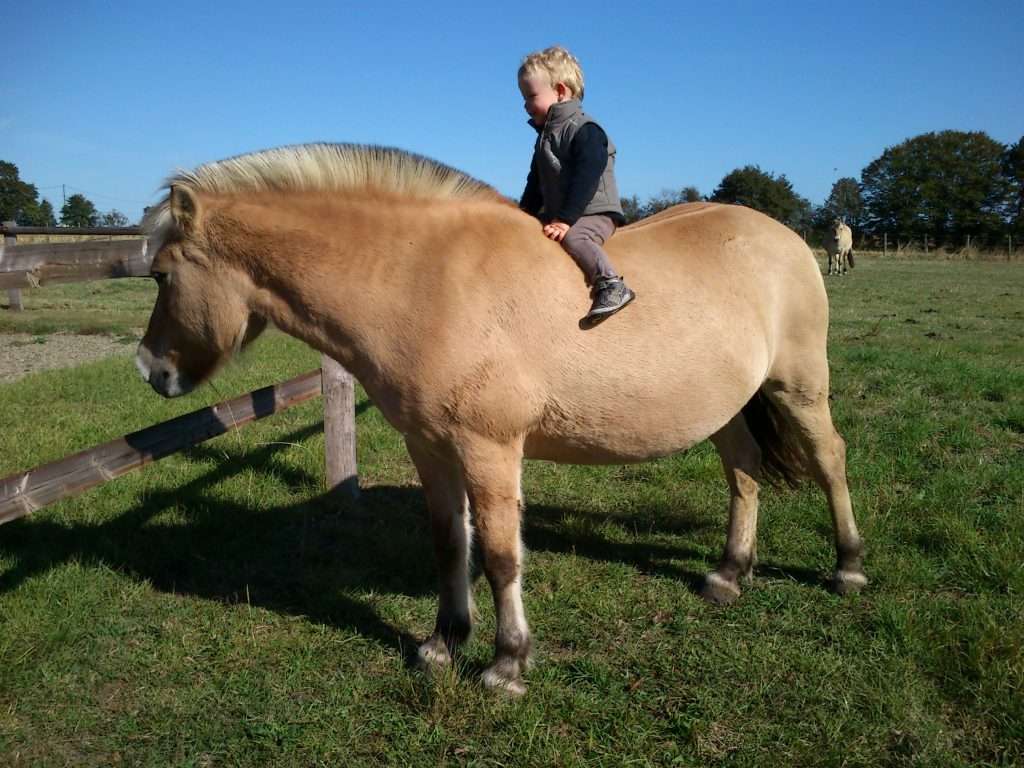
[0,369,324,526]
[0,225,143,237]
[0,239,150,289]
[322,355,359,499]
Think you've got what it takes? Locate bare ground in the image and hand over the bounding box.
[0,333,137,383]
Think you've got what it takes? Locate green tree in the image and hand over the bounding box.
[861,130,1015,247]
[99,209,130,227]
[17,197,58,226]
[39,199,56,226]
[621,188,703,224]
[642,188,685,218]
[60,193,99,227]
[620,194,643,224]
[819,177,864,228]
[710,165,811,230]
[0,161,48,224]
[1003,135,1024,234]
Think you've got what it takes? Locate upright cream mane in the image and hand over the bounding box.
[144,143,499,238]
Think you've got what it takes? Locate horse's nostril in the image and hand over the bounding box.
[161,370,170,381]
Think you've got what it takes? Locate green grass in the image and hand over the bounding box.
[1,261,1022,767]
[0,279,157,336]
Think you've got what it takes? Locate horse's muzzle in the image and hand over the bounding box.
[135,344,193,398]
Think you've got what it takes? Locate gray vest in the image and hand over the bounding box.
[532,100,624,220]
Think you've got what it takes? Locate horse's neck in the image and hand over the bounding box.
[229,197,445,386]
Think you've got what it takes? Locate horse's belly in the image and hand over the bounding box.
[523,431,704,464]
[523,390,742,465]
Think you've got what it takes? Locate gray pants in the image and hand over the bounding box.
[561,214,618,284]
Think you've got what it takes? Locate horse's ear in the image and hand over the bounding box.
[169,185,202,236]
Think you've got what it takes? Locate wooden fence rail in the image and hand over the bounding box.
[1,222,148,307]
[0,225,144,237]
[0,238,150,290]
[0,366,361,525]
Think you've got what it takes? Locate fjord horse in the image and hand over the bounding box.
[137,144,866,696]
[825,218,856,275]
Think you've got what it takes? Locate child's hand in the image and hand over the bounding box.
[543,221,571,242]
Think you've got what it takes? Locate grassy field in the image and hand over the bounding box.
[1,259,1022,767]
[0,278,156,337]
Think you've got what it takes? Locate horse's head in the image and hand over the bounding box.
[137,186,267,397]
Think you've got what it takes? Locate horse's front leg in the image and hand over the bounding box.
[460,436,531,696]
[406,438,474,671]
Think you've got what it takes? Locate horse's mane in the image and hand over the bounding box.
[144,143,500,237]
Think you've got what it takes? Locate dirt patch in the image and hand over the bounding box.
[0,333,137,383]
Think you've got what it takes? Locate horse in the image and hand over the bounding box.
[825,218,855,275]
[137,143,866,696]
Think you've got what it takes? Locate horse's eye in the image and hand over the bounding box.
[151,271,167,284]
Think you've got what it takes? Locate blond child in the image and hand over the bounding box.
[517,46,635,323]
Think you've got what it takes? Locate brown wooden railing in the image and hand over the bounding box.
[1,223,148,304]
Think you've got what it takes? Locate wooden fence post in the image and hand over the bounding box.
[322,355,359,499]
[2,222,23,311]
[883,232,888,257]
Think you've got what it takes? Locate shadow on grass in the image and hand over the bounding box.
[522,506,715,594]
[0,421,430,660]
[0,422,835,657]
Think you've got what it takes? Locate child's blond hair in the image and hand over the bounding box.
[518,46,585,101]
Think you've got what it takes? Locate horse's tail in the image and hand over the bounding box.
[741,389,810,488]
[848,249,855,269]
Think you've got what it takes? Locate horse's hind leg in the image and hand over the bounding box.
[406,439,474,671]
[702,414,763,605]
[766,382,867,594]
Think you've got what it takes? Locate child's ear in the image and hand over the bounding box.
[556,82,572,101]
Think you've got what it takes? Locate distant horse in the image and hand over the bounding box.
[137,144,865,696]
[825,218,855,275]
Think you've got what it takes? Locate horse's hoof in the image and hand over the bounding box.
[416,638,453,673]
[701,573,741,605]
[482,655,528,697]
[832,569,868,596]
[482,667,527,697]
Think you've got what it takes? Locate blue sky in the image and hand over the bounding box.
[5,0,1023,223]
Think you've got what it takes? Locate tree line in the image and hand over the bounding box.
[0,161,129,227]
[622,130,1023,249]
[4,129,1022,245]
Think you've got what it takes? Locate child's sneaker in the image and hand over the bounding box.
[584,276,636,322]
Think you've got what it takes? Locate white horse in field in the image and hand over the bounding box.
[825,219,855,275]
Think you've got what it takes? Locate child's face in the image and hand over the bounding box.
[518,73,570,126]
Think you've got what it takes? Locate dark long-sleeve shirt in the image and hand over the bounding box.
[520,123,623,226]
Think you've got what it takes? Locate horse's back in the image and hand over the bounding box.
[605,202,827,355]
[506,203,828,463]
